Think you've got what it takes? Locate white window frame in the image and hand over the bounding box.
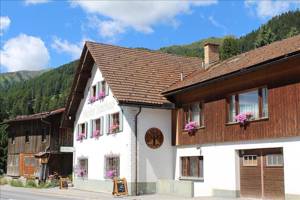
[266,154,283,167]
[243,155,258,166]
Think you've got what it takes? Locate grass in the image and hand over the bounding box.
[10,179,24,187]
[0,177,8,185]
[25,179,37,188]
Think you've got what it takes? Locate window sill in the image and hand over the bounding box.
[179,177,204,181]
[225,117,269,126]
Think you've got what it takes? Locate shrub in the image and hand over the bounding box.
[25,179,37,188]
[10,179,24,187]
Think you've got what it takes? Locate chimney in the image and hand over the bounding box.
[204,42,220,68]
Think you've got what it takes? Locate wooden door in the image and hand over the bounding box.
[240,148,284,199]
[240,149,262,198]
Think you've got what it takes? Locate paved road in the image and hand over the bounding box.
[0,185,252,200]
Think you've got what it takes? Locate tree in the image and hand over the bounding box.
[286,27,299,38]
[0,124,8,175]
[220,36,240,60]
[255,26,276,48]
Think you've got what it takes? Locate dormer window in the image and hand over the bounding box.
[227,87,268,123]
[89,81,108,104]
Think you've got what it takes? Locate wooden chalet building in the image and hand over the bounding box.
[162,35,300,199]
[5,108,73,179]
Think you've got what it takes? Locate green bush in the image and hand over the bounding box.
[10,179,24,187]
[25,179,37,188]
[0,177,8,185]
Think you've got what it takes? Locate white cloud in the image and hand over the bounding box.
[24,0,49,5]
[245,0,300,19]
[0,16,11,35]
[71,0,217,38]
[51,37,86,59]
[0,34,50,72]
[208,16,227,34]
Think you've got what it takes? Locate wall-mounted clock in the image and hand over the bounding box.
[145,128,164,149]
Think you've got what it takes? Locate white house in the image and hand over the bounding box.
[62,42,202,195]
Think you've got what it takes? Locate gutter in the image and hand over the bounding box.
[163,50,300,96]
[134,106,142,196]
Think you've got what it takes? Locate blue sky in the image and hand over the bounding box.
[1,0,299,73]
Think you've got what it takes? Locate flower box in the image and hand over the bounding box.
[109,124,119,134]
[235,112,253,126]
[93,130,101,138]
[184,121,198,134]
[77,132,86,141]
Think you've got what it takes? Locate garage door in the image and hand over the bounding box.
[240,148,284,199]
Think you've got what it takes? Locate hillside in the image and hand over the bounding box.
[0,70,47,90]
[160,10,300,58]
[0,60,78,120]
[0,10,299,122]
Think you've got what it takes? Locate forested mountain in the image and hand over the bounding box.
[0,70,47,90]
[0,10,299,122]
[160,10,300,59]
[0,60,78,121]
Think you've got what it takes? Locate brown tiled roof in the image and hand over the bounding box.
[164,35,300,94]
[4,108,65,123]
[85,42,202,105]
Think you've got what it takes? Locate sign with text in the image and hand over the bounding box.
[60,146,75,153]
[112,178,128,196]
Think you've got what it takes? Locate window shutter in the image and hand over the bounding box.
[85,122,88,139]
[100,116,104,136]
[89,119,93,138]
[119,111,123,132]
[106,114,110,134]
[105,81,109,96]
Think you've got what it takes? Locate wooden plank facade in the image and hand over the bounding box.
[171,56,300,146]
[6,109,73,177]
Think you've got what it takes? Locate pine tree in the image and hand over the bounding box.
[220,36,240,60]
[0,124,8,175]
[255,26,276,48]
[286,27,299,38]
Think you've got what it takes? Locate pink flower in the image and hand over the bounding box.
[93,130,101,138]
[77,132,86,141]
[106,170,116,179]
[109,124,119,133]
[184,121,198,133]
[235,112,253,124]
[97,91,105,99]
[89,96,96,103]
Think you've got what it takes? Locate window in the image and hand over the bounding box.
[181,156,203,179]
[243,155,258,166]
[266,154,283,166]
[107,112,123,134]
[105,155,120,179]
[76,158,88,177]
[183,102,204,129]
[77,122,87,140]
[227,87,268,122]
[90,117,104,138]
[89,81,109,103]
[41,127,47,142]
[25,130,29,143]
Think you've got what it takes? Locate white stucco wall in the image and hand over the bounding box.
[175,137,300,197]
[137,108,175,182]
[73,64,133,181]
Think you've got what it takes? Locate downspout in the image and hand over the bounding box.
[135,106,142,196]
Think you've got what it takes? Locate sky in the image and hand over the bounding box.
[0,0,299,73]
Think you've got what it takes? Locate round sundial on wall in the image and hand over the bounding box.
[145,128,164,149]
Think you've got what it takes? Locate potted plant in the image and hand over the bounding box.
[97,91,105,100]
[235,112,253,126]
[77,132,85,142]
[184,121,198,135]
[93,129,101,138]
[106,170,116,179]
[109,124,119,134]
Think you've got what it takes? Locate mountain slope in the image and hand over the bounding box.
[0,70,47,89]
[160,10,300,58]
